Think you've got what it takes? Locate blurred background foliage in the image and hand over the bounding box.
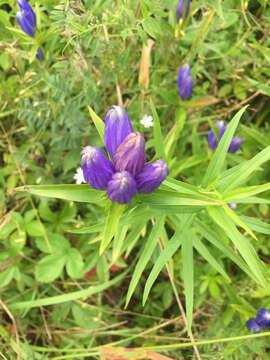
[0,0,270,359]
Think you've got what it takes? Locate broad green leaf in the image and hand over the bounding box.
[217,145,270,192]
[36,254,66,282]
[88,106,105,141]
[66,248,84,278]
[202,106,248,188]
[239,216,270,235]
[10,270,128,309]
[100,203,126,255]
[150,98,166,160]
[25,221,43,237]
[143,215,194,305]
[182,229,194,335]
[207,207,266,287]
[125,215,165,307]
[16,184,105,203]
[223,183,270,201]
[193,235,230,281]
[35,233,70,254]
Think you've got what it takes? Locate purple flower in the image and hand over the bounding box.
[36,47,44,61]
[228,203,237,211]
[176,0,191,22]
[207,121,243,153]
[113,132,146,176]
[104,106,133,159]
[107,171,137,204]
[81,146,115,190]
[177,64,193,100]
[81,106,169,204]
[136,160,170,194]
[246,318,263,334]
[16,0,36,38]
[256,308,270,328]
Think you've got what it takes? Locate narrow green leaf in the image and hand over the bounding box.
[163,177,207,196]
[112,225,129,263]
[16,184,104,203]
[207,207,266,287]
[223,205,257,240]
[194,219,253,278]
[202,106,248,188]
[193,235,230,281]
[150,98,166,160]
[217,145,270,192]
[9,270,128,310]
[124,222,147,257]
[182,230,194,335]
[100,203,126,255]
[125,215,165,307]
[143,215,194,305]
[223,183,270,201]
[88,106,105,141]
[239,216,270,235]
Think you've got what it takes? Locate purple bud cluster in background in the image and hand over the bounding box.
[207,121,243,153]
[176,0,191,22]
[16,0,44,61]
[246,308,270,334]
[81,106,169,204]
[177,64,193,101]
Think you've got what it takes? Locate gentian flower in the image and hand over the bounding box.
[256,308,270,328]
[16,0,44,61]
[207,121,243,153]
[176,0,191,22]
[81,106,169,204]
[228,203,237,211]
[246,318,263,334]
[177,64,193,100]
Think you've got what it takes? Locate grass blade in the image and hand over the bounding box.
[150,98,166,160]
[125,215,165,307]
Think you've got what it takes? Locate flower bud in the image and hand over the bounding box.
[207,121,243,153]
[176,0,191,22]
[246,318,263,334]
[228,136,243,153]
[256,308,270,328]
[107,171,137,204]
[113,132,146,176]
[136,160,169,194]
[177,64,193,100]
[104,106,133,158]
[16,0,36,38]
[36,47,44,61]
[81,146,115,190]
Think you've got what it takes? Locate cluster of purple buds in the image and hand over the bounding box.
[176,0,191,22]
[81,106,169,204]
[16,0,44,61]
[177,64,193,101]
[207,121,243,153]
[246,308,270,334]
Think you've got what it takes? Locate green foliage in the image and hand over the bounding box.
[1,0,270,359]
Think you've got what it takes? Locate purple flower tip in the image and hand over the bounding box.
[136,159,169,194]
[107,171,137,204]
[104,105,133,159]
[176,0,191,22]
[256,308,270,328]
[81,146,115,190]
[16,0,36,38]
[246,318,263,334]
[228,136,243,153]
[177,64,193,100]
[113,131,146,177]
[228,203,237,211]
[36,47,44,61]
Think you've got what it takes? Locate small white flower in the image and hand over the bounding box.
[74,167,86,184]
[140,115,153,128]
